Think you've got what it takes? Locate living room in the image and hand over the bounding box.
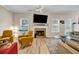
[0,5,79,54]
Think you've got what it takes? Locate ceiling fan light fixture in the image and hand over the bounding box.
[35,5,44,12]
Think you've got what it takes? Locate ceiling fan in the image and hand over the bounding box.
[35,5,44,12]
[28,5,45,13]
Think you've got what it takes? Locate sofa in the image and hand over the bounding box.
[57,40,79,54]
[0,42,18,54]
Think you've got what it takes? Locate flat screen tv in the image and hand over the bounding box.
[33,14,48,23]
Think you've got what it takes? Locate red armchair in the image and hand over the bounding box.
[0,42,18,54]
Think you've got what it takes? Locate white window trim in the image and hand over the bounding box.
[65,18,72,34]
[20,18,29,32]
[51,19,60,32]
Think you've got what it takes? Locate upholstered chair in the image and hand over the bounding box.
[18,31,33,48]
[0,30,13,43]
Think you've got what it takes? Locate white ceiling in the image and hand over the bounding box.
[2,5,79,14]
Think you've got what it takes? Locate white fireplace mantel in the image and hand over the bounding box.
[33,25,47,37]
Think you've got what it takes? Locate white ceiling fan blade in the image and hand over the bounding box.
[27,5,46,13]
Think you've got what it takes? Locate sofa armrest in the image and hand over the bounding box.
[3,42,18,54]
[57,40,79,54]
[0,48,8,54]
[66,40,79,51]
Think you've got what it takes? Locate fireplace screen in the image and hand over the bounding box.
[35,31,45,38]
[34,28,46,38]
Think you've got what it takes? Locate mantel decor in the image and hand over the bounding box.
[60,20,64,24]
[34,23,48,26]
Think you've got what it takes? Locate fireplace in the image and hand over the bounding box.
[34,28,46,38]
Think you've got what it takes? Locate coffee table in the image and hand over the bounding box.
[0,39,8,46]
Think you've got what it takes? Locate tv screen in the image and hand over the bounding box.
[33,14,48,23]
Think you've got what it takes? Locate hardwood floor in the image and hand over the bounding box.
[19,38,59,54]
[25,38,50,54]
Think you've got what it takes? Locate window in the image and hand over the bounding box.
[19,18,29,32]
[65,18,72,34]
[51,19,60,32]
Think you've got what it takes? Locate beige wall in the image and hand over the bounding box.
[13,12,79,37]
[13,13,33,30]
[13,13,52,37]
[0,6,13,35]
[0,6,79,37]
